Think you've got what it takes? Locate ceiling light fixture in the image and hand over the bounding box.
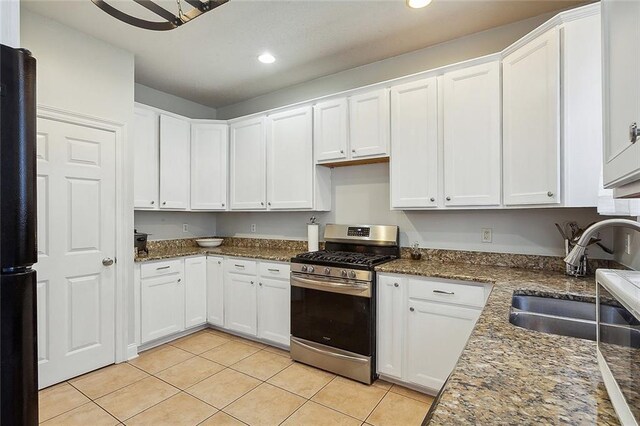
[91,0,229,31]
[406,0,432,9]
[258,53,276,64]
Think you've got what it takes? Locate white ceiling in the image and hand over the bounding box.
[23,0,588,109]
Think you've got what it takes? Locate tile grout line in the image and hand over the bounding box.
[362,386,391,425]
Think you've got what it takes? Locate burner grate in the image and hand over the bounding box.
[295,250,395,266]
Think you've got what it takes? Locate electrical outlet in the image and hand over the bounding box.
[250,224,257,233]
[626,233,632,255]
[182,223,188,233]
[481,228,492,243]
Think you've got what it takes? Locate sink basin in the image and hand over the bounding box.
[509,294,640,347]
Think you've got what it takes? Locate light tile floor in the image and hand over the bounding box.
[38,329,434,425]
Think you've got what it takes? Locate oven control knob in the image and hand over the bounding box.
[348,271,356,279]
[301,265,308,272]
[341,270,347,277]
[324,267,331,275]
[308,266,315,273]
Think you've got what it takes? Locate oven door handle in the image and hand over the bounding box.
[290,274,371,297]
[291,337,368,364]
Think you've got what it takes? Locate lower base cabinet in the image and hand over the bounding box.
[140,260,185,343]
[258,276,290,346]
[377,273,490,392]
[185,256,207,328]
[224,272,258,335]
[207,256,224,327]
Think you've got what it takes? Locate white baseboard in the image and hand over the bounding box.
[127,343,139,360]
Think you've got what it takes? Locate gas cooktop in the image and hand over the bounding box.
[293,250,396,268]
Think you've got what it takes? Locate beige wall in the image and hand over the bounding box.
[614,224,640,270]
[216,12,553,119]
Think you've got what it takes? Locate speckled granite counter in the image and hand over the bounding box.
[376,259,620,425]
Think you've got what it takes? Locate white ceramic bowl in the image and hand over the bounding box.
[196,238,224,248]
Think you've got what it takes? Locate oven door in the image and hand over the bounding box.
[290,272,373,356]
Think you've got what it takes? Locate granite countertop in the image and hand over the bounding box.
[134,245,303,263]
[376,259,620,425]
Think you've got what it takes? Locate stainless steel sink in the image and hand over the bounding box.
[509,294,640,347]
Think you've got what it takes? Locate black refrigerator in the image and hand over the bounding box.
[0,44,38,425]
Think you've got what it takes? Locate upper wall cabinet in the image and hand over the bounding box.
[349,89,390,159]
[133,107,159,209]
[390,77,439,209]
[229,117,267,210]
[502,28,560,206]
[314,98,348,162]
[314,88,390,165]
[443,61,501,207]
[267,106,314,210]
[159,114,191,209]
[602,0,640,196]
[191,122,228,210]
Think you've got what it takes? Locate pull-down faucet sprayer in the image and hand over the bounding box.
[564,219,640,268]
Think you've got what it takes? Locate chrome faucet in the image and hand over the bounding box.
[564,219,640,272]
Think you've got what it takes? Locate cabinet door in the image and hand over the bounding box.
[314,98,348,162]
[267,106,313,210]
[133,107,159,209]
[229,117,267,210]
[349,89,390,158]
[159,114,190,209]
[257,277,290,346]
[191,123,228,210]
[405,298,479,390]
[377,275,404,379]
[207,256,224,327]
[503,28,560,205]
[603,0,640,187]
[185,256,207,328]
[224,272,257,336]
[390,78,438,208]
[141,273,185,343]
[444,61,501,206]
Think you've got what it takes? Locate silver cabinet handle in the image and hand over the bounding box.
[156,265,170,270]
[250,281,254,285]
[351,149,356,153]
[446,196,451,201]
[340,150,344,154]
[150,201,155,205]
[218,261,221,265]
[547,191,554,197]
[268,268,280,272]
[268,202,271,206]
[222,203,225,207]
[259,282,263,286]
[409,307,415,312]
[261,202,264,206]
[630,122,639,144]
[433,289,455,295]
[430,197,435,202]
[102,258,114,266]
[394,283,399,288]
[177,278,181,283]
[234,264,245,268]
[162,201,166,205]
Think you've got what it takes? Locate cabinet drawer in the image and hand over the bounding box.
[259,262,290,280]
[225,258,257,275]
[408,278,486,308]
[141,259,183,279]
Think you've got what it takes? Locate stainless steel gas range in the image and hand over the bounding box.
[290,224,400,384]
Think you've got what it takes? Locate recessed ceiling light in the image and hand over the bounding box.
[258,53,276,64]
[406,0,432,8]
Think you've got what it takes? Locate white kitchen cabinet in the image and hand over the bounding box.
[266,106,314,210]
[133,107,159,209]
[502,28,560,206]
[349,89,390,158]
[443,61,501,207]
[377,275,404,379]
[140,262,185,344]
[206,256,224,327]
[257,277,290,346]
[159,114,191,209]
[376,273,488,393]
[314,98,349,162]
[191,122,228,210]
[224,272,258,336]
[602,0,640,192]
[229,117,267,210]
[390,77,439,209]
[185,256,207,328]
[405,298,479,390]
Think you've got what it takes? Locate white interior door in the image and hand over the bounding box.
[35,116,117,389]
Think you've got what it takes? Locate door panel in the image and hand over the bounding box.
[141,272,185,343]
[34,116,116,389]
[224,272,257,335]
[349,89,390,158]
[191,123,228,210]
[207,257,224,327]
[185,256,207,328]
[267,106,313,210]
[229,117,266,210]
[159,114,190,209]
[133,107,159,209]
[443,61,501,206]
[377,275,404,379]
[503,28,560,205]
[314,98,348,162]
[390,78,438,208]
[258,277,290,346]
